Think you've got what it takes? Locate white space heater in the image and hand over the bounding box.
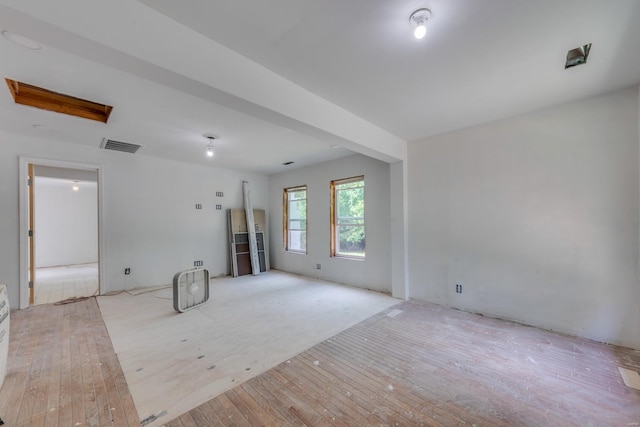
[173,268,210,312]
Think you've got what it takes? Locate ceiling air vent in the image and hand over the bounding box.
[565,43,591,69]
[100,138,141,154]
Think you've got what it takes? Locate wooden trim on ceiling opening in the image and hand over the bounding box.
[5,78,113,123]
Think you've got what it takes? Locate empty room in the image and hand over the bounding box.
[0,1,640,426]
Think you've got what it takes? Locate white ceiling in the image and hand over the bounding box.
[141,0,640,140]
[34,165,98,182]
[1,0,639,174]
[35,176,97,190]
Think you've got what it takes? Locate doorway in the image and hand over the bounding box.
[20,158,103,308]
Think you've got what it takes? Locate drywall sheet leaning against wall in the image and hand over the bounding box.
[228,209,269,277]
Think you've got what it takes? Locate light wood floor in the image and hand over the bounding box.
[166,300,640,426]
[2,286,640,426]
[97,271,398,427]
[35,263,99,306]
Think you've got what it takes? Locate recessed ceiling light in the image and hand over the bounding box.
[1,30,42,50]
[565,43,591,69]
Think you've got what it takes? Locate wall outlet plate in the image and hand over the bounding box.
[124,268,130,275]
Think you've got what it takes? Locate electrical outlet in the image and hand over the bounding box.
[216,191,224,197]
[194,260,203,267]
[216,204,222,210]
[124,268,131,275]
[316,263,321,270]
[195,203,203,210]
[455,284,463,294]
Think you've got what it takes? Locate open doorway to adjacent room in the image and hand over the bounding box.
[28,164,100,305]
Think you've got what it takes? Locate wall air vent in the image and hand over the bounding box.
[100,138,141,154]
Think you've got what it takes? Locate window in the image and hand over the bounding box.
[283,186,307,253]
[331,176,365,258]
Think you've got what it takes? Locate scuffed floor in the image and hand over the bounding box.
[97,271,398,427]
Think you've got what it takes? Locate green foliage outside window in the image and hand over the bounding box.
[335,179,365,257]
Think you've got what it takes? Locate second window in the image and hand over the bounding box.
[331,176,365,258]
[284,186,307,253]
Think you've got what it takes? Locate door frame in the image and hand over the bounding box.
[19,156,105,309]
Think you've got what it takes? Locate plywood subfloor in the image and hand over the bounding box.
[0,298,139,426]
[35,263,99,306]
[97,271,399,427]
[167,300,640,426]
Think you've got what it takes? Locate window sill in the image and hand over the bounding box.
[285,250,307,255]
[332,255,365,261]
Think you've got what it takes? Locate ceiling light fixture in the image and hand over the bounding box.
[410,8,431,40]
[72,181,79,191]
[204,134,216,158]
[1,30,42,50]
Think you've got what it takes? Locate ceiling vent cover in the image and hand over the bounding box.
[565,43,592,69]
[100,138,141,154]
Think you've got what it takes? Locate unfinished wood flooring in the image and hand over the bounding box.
[2,294,640,426]
[0,298,139,426]
[167,300,640,426]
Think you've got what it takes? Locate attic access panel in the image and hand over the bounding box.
[4,78,113,123]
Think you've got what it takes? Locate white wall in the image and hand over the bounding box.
[408,87,640,349]
[34,178,98,267]
[0,132,268,309]
[269,154,392,293]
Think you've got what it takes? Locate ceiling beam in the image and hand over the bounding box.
[0,1,406,163]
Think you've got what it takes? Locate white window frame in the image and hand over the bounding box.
[283,185,307,254]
